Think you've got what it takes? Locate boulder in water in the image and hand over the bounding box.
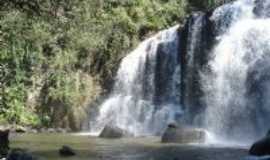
[99,125,130,138]
[249,133,270,156]
[0,130,9,157]
[59,146,76,157]
[167,123,177,129]
[7,148,38,160]
[161,125,206,143]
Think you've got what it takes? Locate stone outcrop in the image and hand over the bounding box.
[249,131,270,156]
[59,146,76,157]
[99,125,131,139]
[161,124,206,143]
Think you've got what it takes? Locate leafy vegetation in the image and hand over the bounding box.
[0,0,232,130]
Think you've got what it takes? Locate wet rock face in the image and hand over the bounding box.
[0,130,9,157]
[249,131,270,156]
[254,0,270,18]
[245,55,270,137]
[249,137,270,156]
[161,125,206,143]
[99,125,132,139]
[179,11,216,124]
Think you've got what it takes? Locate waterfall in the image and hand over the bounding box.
[90,0,270,142]
[90,26,182,136]
[203,0,270,141]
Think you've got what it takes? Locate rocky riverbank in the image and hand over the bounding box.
[0,125,70,135]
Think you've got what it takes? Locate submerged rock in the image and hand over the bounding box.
[59,146,76,157]
[7,148,38,160]
[0,130,9,157]
[99,125,130,138]
[161,125,206,143]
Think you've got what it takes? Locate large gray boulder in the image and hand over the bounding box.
[249,131,270,156]
[99,125,131,138]
[161,124,206,143]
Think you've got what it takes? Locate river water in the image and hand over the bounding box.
[11,134,248,160]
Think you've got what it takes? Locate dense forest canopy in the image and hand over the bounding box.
[0,0,233,131]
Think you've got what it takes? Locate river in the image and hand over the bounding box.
[11,134,248,160]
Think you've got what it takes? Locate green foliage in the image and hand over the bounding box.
[0,0,232,129]
[0,11,42,126]
[1,83,40,125]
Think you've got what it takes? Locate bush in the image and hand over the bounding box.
[0,0,192,129]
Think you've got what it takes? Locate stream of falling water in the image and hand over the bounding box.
[90,0,270,144]
[90,25,182,136]
[203,0,270,142]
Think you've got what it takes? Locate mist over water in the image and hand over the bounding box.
[90,0,270,143]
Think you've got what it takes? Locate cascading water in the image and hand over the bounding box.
[90,26,183,136]
[90,0,270,143]
[203,0,270,142]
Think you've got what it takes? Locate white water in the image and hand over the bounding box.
[204,0,270,142]
[90,26,182,136]
[90,0,270,144]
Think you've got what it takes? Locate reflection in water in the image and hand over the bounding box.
[11,134,247,160]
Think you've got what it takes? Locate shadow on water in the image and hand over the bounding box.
[10,133,248,160]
